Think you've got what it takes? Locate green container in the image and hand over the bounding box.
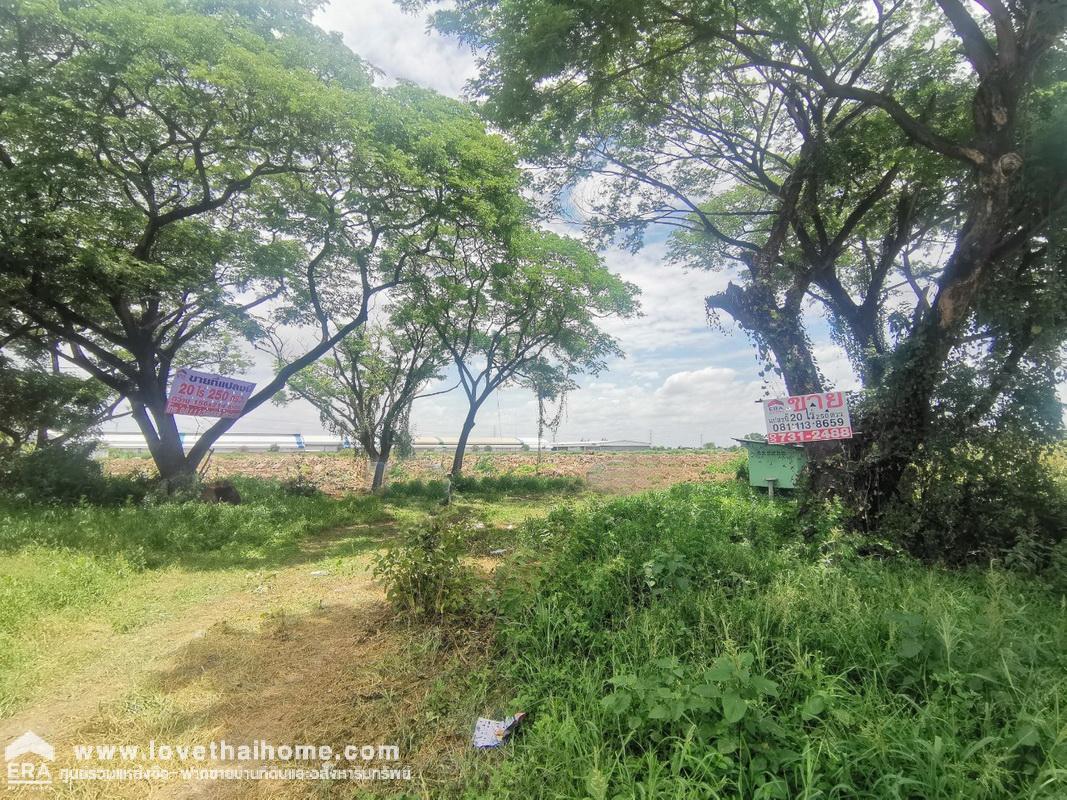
[734,438,807,490]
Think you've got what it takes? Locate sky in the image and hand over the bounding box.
[105,0,1056,448]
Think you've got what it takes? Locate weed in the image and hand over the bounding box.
[373,516,483,619]
[469,482,1067,799]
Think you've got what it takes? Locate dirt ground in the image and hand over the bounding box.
[1,523,499,799]
[105,450,739,495]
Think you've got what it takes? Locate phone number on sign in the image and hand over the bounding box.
[767,427,852,444]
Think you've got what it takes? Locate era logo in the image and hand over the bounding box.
[5,731,54,786]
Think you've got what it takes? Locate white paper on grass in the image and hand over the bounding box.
[471,713,525,748]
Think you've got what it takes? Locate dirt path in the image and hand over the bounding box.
[3,524,496,799]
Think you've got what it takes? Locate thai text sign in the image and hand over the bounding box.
[763,391,852,444]
[165,368,255,418]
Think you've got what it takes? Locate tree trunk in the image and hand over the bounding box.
[371,432,393,492]
[708,283,823,396]
[450,407,479,476]
[764,317,824,395]
[854,155,1024,523]
[371,457,389,492]
[130,400,194,484]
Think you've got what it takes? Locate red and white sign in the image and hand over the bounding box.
[165,368,255,419]
[763,391,852,444]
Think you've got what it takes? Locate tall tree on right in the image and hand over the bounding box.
[412,228,639,476]
[424,0,1067,532]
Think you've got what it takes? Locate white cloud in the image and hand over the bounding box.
[812,344,861,392]
[314,2,477,98]
[598,242,733,355]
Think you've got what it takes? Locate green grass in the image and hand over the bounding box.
[0,477,390,570]
[0,477,580,718]
[383,473,585,501]
[446,482,1067,799]
[4,473,1065,797]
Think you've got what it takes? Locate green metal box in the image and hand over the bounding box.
[734,439,808,490]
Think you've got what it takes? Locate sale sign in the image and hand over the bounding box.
[763,391,853,444]
[164,368,255,419]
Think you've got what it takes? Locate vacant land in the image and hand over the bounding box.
[105,450,739,495]
[0,480,567,798]
[2,458,1064,799]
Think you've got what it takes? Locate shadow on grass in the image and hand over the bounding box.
[0,481,449,574]
[0,473,569,577]
[90,603,498,798]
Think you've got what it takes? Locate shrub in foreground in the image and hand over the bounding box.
[475,483,1066,799]
[0,444,148,505]
[373,515,484,619]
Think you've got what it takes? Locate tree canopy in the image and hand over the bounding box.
[424,0,1067,532]
[279,305,449,490]
[0,0,523,480]
[411,227,639,474]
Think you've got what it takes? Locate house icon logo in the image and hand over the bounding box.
[5,730,54,786]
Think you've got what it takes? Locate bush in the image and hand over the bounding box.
[881,432,1067,566]
[382,473,584,501]
[279,473,322,498]
[0,444,147,505]
[473,483,1067,799]
[372,516,482,619]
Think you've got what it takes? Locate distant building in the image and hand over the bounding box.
[95,431,540,454]
[412,436,527,451]
[550,439,651,452]
[95,432,650,454]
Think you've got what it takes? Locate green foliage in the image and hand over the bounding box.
[410,227,639,474]
[278,472,323,498]
[880,434,1067,567]
[279,310,448,480]
[384,474,584,500]
[372,516,481,619]
[0,478,383,569]
[0,355,113,450]
[0,444,147,505]
[471,484,1067,798]
[0,0,525,479]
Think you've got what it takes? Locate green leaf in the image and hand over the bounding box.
[722,691,748,723]
[897,638,923,658]
[706,656,734,682]
[600,691,630,715]
[750,676,779,697]
[801,694,827,719]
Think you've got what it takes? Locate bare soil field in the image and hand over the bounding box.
[106,450,740,495]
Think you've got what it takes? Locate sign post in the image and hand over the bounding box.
[164,368,256,419]
[762,391,853,444]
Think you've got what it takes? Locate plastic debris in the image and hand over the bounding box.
[471,713,526,748]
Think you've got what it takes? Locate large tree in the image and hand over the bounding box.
[0,0,522,482]
[412,228,639,475]
[424,0,1067,520]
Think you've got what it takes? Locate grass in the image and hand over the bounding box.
[2,471,1064,798]
[434,482,1067,799]
[0,477,567,724]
